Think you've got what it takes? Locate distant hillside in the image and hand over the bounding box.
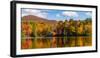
[22,15,57,24]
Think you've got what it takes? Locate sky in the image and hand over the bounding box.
[21,8,92,21]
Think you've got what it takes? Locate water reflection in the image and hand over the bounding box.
[21,37,92,49]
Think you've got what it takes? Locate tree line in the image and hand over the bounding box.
[21,18,92,37]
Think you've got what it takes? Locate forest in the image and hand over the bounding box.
[21,18,92,37]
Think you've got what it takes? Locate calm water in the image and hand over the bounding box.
[21,37,92,49]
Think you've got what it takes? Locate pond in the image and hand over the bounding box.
[21,36,92,49]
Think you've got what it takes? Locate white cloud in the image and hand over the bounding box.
[22,9,48,18]
[62,11,78,17]
[86,12,92,16]
[36,12,48,18]
[22,13,29,17]
[56,14,60,17]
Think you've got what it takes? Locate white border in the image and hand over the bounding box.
[16,3,96,55]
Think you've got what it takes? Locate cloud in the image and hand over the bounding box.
[22,9,48,18]
[56,14,60,17]
[22,13,29,17]
[62,11,78,17]
[85,12,92,16]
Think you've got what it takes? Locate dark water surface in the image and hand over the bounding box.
[21,36,92,49]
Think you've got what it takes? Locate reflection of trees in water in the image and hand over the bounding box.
[34,37,51,48]
[65,37,92,47]
[21,37,33,49]
[21,36,92,49]
[51,37,57,48]
[57,37,64,47]
[83,37,92,46]
[75,37,83,46]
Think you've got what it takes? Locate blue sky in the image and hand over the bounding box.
[21,8,92,21]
